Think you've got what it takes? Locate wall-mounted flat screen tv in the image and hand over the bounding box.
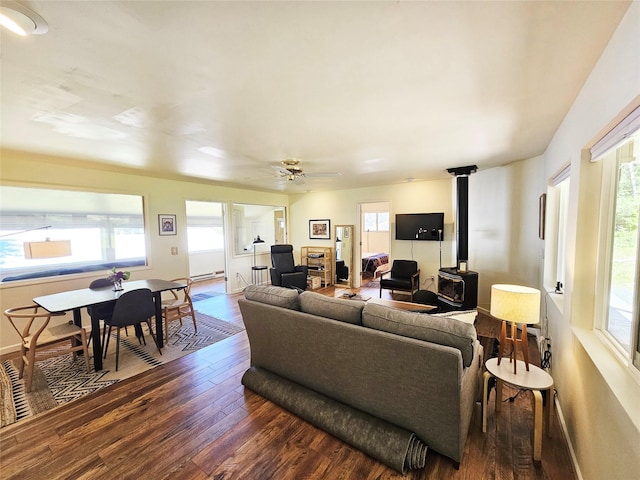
[395,213,444,241]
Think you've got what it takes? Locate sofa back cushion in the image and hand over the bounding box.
[299,291,364,325]
[362,303,477,366]
[243,284,300,310]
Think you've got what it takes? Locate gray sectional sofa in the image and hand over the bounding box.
[239,285,483,472]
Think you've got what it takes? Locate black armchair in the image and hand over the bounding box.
[336,260,349,282]
[269,244,308,290]
[379,260,420,301]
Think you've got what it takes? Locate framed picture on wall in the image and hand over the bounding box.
[159,214,177,236]
[309,219,331,239]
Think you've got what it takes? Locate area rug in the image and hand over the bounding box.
[0,312,244,428]
[191,290,224,302]
[242,366,428,474]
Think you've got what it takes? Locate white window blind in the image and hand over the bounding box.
[591,105,640,161]
[552,164,571,186]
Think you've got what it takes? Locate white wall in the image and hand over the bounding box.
[539,3,640,479]
[188,250,225,277]
[469,157,545,310]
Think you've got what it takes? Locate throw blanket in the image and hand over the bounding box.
[242,366,428,473]
[362,253,389,275]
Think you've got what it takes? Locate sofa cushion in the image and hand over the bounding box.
[243,284,300,310]
[362,303,477,367]
[432,309,477,325]
[299,291,364,325]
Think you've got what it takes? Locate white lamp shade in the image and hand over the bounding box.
[490,284,541,325]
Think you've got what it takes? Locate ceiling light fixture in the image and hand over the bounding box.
[0,1,48,36]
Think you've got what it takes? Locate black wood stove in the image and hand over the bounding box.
[437,166,479,312]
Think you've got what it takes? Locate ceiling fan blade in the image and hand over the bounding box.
[304,172,342,178]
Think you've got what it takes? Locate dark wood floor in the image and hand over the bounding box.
[0,280,577,479]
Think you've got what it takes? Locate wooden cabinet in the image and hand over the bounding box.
[301,246,333,287]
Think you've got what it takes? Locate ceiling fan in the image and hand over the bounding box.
[274,159,341,183]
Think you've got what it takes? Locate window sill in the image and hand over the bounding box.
[572,326,640,431]
[545,290,564,315]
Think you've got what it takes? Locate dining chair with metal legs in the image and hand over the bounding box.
[102,288,161,371]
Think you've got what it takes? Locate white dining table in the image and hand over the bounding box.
[33,279,186,371]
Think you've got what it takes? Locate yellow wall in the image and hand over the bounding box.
[0,150,287,350]
[288,178,455,291]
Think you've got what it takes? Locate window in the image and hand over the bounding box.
[363,212,389,232]
[595,124,640,369]
[554,176,570,290]
[186,201,224,253]
[231,204,286,256]
[0,187,146,282]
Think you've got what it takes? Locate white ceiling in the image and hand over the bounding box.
[0,1,631,193]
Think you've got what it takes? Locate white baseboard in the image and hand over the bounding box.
[554,395,583,480]
[0,344,20,357]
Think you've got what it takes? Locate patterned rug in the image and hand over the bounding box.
[191,290,223,302]
[0,312,244,428]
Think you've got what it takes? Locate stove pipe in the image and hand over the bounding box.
[446,165,477,265]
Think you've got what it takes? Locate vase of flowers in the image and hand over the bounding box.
[108,267,130,291]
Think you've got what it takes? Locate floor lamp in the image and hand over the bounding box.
[251,235,266,285]
[252,235,264,267]
[490,284,541,374]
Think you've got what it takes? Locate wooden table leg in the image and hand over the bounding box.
[482,371,492,432]
[546,385,554,438]
[495,379,503,413]
[532,389,543,461]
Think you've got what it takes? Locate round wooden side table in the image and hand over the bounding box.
[482,356,554,462]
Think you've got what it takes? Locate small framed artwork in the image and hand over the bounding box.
[309,219,331,240]
[159,214,177,236]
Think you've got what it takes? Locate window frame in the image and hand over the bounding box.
[363,211,389,232]
[594,131,640,371]
[231,203,287,257]
[0,185,149,284]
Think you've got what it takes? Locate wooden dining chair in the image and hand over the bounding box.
[4,305,90,392]
[161,277,196,344]
[102,288,161,371]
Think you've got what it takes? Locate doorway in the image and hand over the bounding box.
[359,201,391,285]
[185,200,226,293]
